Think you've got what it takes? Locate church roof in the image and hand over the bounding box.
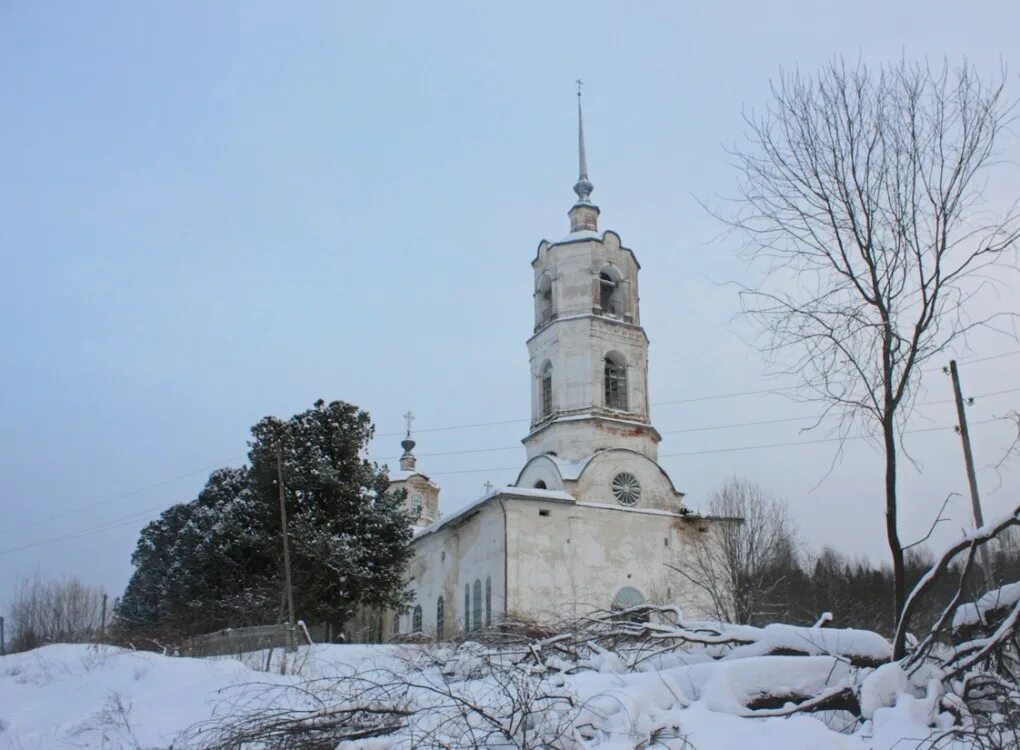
[387,468,439,488]
[412,486,574,541]
[515,448,685,499]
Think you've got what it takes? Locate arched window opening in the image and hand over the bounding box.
[604,353,628,410]
[537,275,554,326]
[612,586,646,610]
[541,361,553,418]
[412,605,423,633]
[612,586,648,623]
[436,596,445,641]
[472,579,483,631]
[599,269,623,316]
[485,576,492,626]
[464,584,470,632]
[533,480,547,489]
[392,611,400,636]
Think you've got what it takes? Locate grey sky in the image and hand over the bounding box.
[2,1,1019,614]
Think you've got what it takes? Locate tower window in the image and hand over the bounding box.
[412,605,423,633]
[541,361,553,418]
[604,353,628,410]
[436,596,445,640]
[537,274,554,326]
[599,269,623,316]
[464,583,470,631]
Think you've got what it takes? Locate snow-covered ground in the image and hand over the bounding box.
[0,639,959,749]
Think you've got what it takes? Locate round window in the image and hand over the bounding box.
[611,472,641,506]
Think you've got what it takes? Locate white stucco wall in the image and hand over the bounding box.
[389,500,506,638]
[504,497,718,622]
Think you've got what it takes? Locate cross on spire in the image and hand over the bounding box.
[484,481,494,494]
[399,410,417,471]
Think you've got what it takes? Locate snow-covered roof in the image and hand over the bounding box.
[547,454,593,481]
[387,469,438,488]
[500,486,575,501]
[516,449,681,500]
[552,229,602,244]
[574,501,689,519]
[387,469,419,482]
[413,486,574,540]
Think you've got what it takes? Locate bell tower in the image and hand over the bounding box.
[521,89,661,463]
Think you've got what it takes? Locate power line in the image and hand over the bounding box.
[6,354,1018,537]
[0,415,1012,558]
[417,416,1006,477]
[374,384,801,438]
[375,386,1020,463]
[0,504,168,556]
[958,349,1020,365]
[375,349,1020,438]
[0,456,246,538]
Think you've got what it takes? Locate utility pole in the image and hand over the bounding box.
[277,450,297,660]
[949,360,994,585]
[99,593,108,645]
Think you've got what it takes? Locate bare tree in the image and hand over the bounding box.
[724,58,1020,647]
[8,571,106,652]
[674,478,798,624]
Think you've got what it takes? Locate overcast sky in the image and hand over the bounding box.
[2,1,1019,616]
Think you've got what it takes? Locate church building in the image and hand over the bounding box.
[374,96,723,641]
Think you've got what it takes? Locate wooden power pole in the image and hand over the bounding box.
[277,450,297,657]
[100,593,108,644]
[949,360,994,585]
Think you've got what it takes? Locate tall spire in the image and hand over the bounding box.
[573,80,594,203]
[568,80,600,233]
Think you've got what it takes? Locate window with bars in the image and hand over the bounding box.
[436,596,445,641]
[541,362,553,417]
[412,605,422,633]
[604,355,628,410]
[473,579,483,631]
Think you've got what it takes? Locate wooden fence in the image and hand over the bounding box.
[182,623,317,658]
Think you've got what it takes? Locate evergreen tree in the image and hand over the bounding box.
[116,400,413,643]
[246,399,414,630]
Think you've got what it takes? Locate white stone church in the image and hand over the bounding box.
[363,99,725,642]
